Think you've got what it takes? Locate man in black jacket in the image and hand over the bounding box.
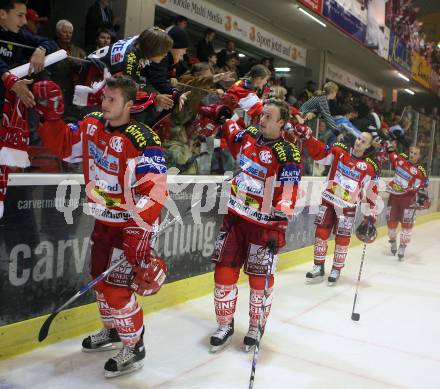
[85,0,120,50]
[0,0,58,107]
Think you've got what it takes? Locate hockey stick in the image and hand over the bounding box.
[351,242,367,321]
[38,164,247,342]
[248,240,276,389]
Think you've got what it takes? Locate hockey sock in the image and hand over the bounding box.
[110,294,144,347]
[96,291,115,329]
[333,244,348,270]
[400,227,412,246]
[214,283,238,326]
[313,237,328,265]
[387,224,398,242]
[248,287,273,330]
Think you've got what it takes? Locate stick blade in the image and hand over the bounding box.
[38,312,58,342]
[351,312,360,322]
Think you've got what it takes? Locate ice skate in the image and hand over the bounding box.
[389,240,397,255]
[210,320,234,353]
[82,328,121,353]
[328,268,340,286]
[306,264,324,283]
[397,244,406,261]
[104,336,145,378]
[243,326,260,353]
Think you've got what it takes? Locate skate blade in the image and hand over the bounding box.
[391,250,397,256]
[397,255,404,261]
[306,276,324,284]
[327,280,338,287]
[82,342,122,353]
[104,361,144,378]
[244,344,256,353]
[210,337,232,353]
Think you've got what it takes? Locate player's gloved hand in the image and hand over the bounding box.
[416,190,430,210]
[193,114,220,137]
[130,91,157,114]
[32,80,64,121]
[122,226,151,265]
[198,104,232,124]
[293,123,313,140]
[129,257,167,296]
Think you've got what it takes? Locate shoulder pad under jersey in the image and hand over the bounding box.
[271,140,302,164]
[84,111,105,121]
[332,142,349,151]
[365,157,379,174]
[399,152,409,160]
[418,164,427,177]
[123,121,161,150]
[245,126,260,139]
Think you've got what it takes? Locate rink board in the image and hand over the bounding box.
[0,174,439,360]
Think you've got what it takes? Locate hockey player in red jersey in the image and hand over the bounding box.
[33,75,168,378]
[385,144,429,260]
[293,124,379,285]
[197,99,302,352]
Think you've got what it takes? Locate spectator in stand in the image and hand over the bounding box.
[95,27,112,49]
[50,20,86,116]
[217,40,236,68]
[163,125,199,174]
[85,0,120,51]
[218,53,239,89]
[300,81,339,136]
[207,51,220,75]
[143,26,190,91]
[270,85,287,101]
[25,8,47,35]
[165,15,188,32]
[197,28,215,62]
[298,80,316,104]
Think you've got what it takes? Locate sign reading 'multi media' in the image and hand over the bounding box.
[156,0,307,67]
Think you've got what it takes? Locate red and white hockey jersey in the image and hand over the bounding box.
[304,138,379,210]
[221,119,302,230]
[38,112,167,227]
[387,151,428,195]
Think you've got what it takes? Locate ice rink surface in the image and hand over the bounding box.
[1,220,439,389]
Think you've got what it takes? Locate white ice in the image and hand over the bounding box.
[1,220,440,389]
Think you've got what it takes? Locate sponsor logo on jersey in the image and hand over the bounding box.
[259,150,272,164]
[89,160,122,194]
[334,170,358,193]
[109,136,123,153]
[86,203,132,222]
[356,161,367,171]
[410,167,417,175]
[233,130,246,143]
[0,45,13,58]
[125,52,138,76]
[337,161,360,180]
[396,166,411,181]
[278,164,301,183]
[239,155,267,179]
[272,142,287,163]
[136,149,167,174]
[110,36,136,66]
[235,173,265,196]
[88,141,120,172]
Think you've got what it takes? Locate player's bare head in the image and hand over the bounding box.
[0,0,27,32]
[353,131,373,156]
[136,27,173,62]
[260,99,291,139]
[248,64,271,88]
[409,145,421,163]
[102,75,137,121]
